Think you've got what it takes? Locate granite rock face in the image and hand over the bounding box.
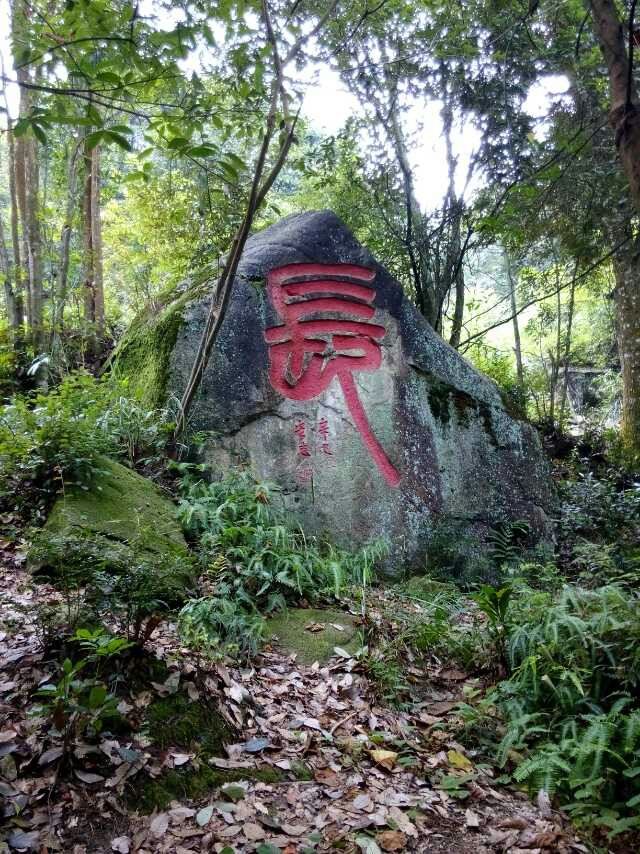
[117,210,553,571]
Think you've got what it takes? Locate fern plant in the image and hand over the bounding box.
[477,580,640,835]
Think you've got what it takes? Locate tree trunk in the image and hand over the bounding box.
[91,145,104,334]
[588,0,640,451]
[0,215,19,329]
[3,112,25,331]
[14,68,43,343]
[589,0,640,210]
[611,237,640,451]
[82,141,104,341]
[558,268,578,430]
[52,141,81,332]
[506,253,524,390]
[448,205,465,349]
[24,131,42,340]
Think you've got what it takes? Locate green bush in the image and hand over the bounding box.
[463,580,640,836]
[558,463,640,588]
[0,371,171,515]
[178,596,265,660]
[176,467,386,610]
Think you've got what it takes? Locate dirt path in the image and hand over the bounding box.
[0,559,588,854]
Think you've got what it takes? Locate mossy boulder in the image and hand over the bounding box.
[109,211,554,575]
[29,457,194,603]
[267,608,361,664]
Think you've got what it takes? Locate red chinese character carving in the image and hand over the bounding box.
[317,417,332,455]
[264,263,400,487]
[293,420,311,457]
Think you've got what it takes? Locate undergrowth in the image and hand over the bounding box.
[174,466,387,659]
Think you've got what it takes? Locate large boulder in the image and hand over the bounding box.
[114,211,553,571]
[30,458,194,602]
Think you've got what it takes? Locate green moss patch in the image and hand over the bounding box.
[401,576,458,601]
[110,279,208,410]
[145,693,233,755]
[29,457,194,602]
[132,763,282,813]
[266,608,361,664]
[130,691,281,813]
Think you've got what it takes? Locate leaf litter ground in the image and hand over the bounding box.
[0,551,588,854]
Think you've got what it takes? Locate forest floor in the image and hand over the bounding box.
[0,545,589,854]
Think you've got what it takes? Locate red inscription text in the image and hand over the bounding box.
[264,263,400,487]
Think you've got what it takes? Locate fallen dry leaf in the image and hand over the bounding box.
[149,812,169,837]
[377,829,407,851]
[447,749,472,771]
[370,749,398,770]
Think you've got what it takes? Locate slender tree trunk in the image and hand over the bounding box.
[91,145,104,334]
[14,67,42,343]
[505,253,524,391]
[611,237,640,451]
[559,266,578,430]
[82,141,104,342]
[14,112,31,331]
[448,205,465,349]
[24,131,42,339]
[589,0,640,452]
[52,141,81,332]
[0,216,19,329]
[3,107,25,330]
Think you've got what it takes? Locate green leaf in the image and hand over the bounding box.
[88,685,108,708]
[95,71,122,85]
[187,144,218,158]
[104,131,132,151]
[225,152,246,171]
[85,130,104,150]
[166,136,190,150]
[86,105,103,127]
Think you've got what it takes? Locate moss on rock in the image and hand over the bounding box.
[401,575,458,601]
[266,608,361,664]
[130,691,281,813]
[29,457,194,602]
[110,277,209,409]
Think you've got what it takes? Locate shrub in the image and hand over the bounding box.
[0,371,171,516]
[178,596,265,660]
[32,629,130,760]
[557,462,640,588]
[176,467,387,610]
[463,581,640,836]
